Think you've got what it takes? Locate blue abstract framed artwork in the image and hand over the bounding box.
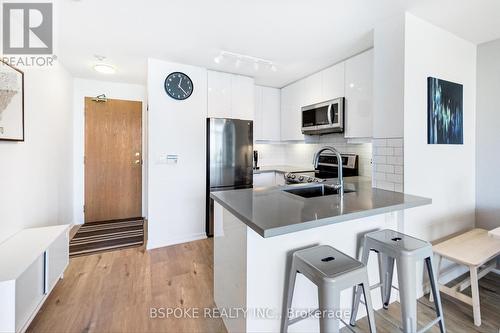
[427,77,463,144]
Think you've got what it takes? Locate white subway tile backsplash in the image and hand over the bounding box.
[386,173,403,184]
[372,139,387,147]
[375,180,395,191]
[255,138,373,177]
[373,155,387,164]
[375,164,394,173]
[387,138,403,148]
[393,147,403,156]
[387,156,403,166]
[372,137,404,191]
[376,147,394,156]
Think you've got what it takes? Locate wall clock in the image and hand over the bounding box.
[164,72,193,100]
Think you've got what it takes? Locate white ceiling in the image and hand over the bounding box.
[57,0,500,88]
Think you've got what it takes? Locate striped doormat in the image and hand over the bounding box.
[70,218,144,257]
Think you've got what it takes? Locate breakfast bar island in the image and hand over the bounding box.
[210,177,432,333]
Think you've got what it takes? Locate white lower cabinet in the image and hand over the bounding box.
[274,172,286,186]
[0,225,69,333]
[253,172,276,187]
[15,255,45,331]
[254,172,286,187]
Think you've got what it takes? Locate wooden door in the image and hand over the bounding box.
[84,97,142,223]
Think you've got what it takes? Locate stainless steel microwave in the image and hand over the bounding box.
[301,97,344,135]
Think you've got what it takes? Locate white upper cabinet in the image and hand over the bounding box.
[322,62,345,101]
[344,49,373,138]
[207,70,231,118]
[255,85,281,141]
[231,75,254,120]
[207,70,254,120]
[254,85,263,139]
[303,72,323,106]
[261,86,281,141]
[280,80,304,141]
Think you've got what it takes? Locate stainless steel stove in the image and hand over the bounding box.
[284,153,358,185]
[284,172,325,184]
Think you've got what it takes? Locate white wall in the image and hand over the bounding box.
[147,58,207,249]
[476,39,500,230]
[0,63,73,244]
[403,13,477,243]
[72,78,147,224]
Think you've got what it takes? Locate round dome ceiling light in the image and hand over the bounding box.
[93,63,116,74]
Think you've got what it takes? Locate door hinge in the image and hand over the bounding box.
[83,205,86,213]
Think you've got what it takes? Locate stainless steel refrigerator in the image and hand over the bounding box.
[206,118,253,236]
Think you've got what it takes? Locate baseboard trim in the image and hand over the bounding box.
[146,233,207,250]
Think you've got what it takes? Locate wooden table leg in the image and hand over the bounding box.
[469,266,481,326]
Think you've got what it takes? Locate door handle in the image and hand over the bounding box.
[134,159,142,165]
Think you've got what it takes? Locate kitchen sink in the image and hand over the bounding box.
[283,184,355,198]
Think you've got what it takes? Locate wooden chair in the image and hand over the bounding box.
[431,228,500,326]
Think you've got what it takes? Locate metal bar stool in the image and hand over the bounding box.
[350,229,446,333]
[281,245,376,333]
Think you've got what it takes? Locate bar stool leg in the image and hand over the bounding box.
[379,253,395,309]
[396,257,417,333]
[425,257,446,333]
[281,259,297,333]
[429,254,442,303]
[361,279,377,333]
[318,284,341,333]
[350,243,370,326]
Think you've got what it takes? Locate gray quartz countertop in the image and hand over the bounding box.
[253,165,315,174]
[210,177,432,238]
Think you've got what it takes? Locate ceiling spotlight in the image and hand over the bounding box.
[254,62,259,71]
[270,64,277,72]
[93,64,116,74]
[214,56,222,64]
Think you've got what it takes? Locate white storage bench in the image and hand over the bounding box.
[0,225,70,333]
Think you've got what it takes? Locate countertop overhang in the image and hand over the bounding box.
[210,177,432,237]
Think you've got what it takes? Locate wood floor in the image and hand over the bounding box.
[29,238,499,333]
[342,273,500,333]
[28,239,226,333]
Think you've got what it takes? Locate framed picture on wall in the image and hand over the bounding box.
[0,60,24,141]
[427,77,463,145]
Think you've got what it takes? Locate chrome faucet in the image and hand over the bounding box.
[313,146,344,197]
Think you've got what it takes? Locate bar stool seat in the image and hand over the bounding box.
[281,245,376,333]
[350,229,446,333]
